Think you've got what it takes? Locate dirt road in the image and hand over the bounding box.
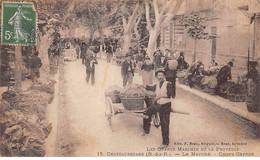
[48,59,260,157]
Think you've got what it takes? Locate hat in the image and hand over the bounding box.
[155,68,166,76]
[228,61,233,67]
[145,56,150,60]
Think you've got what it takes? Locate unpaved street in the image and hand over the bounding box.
[50,59,260,157]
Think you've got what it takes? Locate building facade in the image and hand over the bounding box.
[160,0,260,78]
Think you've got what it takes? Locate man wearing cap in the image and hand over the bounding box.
[121,54,135,86]
[216,61,233,94]
[142,69,174,148]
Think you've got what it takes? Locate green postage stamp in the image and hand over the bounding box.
[1,2,37,46]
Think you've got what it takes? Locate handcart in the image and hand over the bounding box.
[104,94,160,128]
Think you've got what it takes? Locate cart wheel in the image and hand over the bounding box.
[152,112,160,128]
[105,97,115,126]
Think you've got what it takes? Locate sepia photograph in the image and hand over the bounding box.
[0,0,260,158]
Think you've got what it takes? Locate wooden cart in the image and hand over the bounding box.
[105,97,160,128]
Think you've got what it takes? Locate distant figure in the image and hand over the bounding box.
[139,45,146,57]
[29,51,42,83]
[85,53,98,85]
[121,54,134,86]
[153,50,163,69]
[80,42,87,65]
[141,56,154,86]
[216,61,233,94]
[177,51,189,70]
[76,44,80,59]
[186,60,202,88]
[106,42,113,63]
[164,57,178,98]
[135,51,145,74]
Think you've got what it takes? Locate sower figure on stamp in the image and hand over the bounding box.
[8,6,32,43]
[142,68,173,148]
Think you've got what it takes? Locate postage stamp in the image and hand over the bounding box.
[1,1,37,46]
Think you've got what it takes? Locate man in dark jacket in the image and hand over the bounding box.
[121,54,134,86]
[164,58,177,98]
[30,51,42,83]
[85,52,98,85]
[80,42,88,65]
[142,69,173,148]
[216,61,233,94]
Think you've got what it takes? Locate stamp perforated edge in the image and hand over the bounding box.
[0,0,38,46]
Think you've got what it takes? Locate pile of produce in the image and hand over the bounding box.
[177,70,187,78]
[119,84,156,98]
[0,79,55,157]
[201,76,218,89]
[105,85,122,95]
[218,81,246,101]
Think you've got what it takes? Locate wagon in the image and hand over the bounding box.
[104,96,160,128]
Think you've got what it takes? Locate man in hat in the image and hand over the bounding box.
[142,68,174,148]
[121,54,135,86]
[216,61,233,94]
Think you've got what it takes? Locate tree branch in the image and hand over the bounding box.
[153,0,161,27]
[160,0,184,29]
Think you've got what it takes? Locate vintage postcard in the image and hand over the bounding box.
[0,0,260,158]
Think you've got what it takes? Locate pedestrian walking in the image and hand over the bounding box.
[80,42,88,65]
[85,52,98,85]
[164,57,178,98]
[29,51,42,83]
[121,54,134,86]
[141,56,154,87]
[142,68,174,148]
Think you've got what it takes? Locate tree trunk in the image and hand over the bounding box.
[15,46,22,91]
[123,32,132,55]
[38,33,51,76]
[193,39,197,62]
[98,28,104,42]
[147,29,158,58]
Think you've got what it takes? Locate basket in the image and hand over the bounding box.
[203,86,216,95]
[227,94,245,102]
[105,92,121,103]
[121,97,144,110]
[178,78,187,85]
